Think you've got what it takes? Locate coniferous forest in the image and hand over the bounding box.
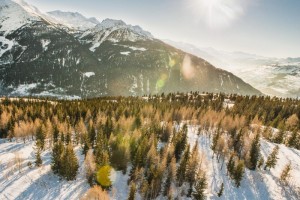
[0,92,300,199]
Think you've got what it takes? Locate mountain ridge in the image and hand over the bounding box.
[0,0,262,98]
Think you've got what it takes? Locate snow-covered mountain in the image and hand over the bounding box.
[47,10,99,30]
[0,0,52,35]
[81,18,153,52]
[165,40,300,98]
[0,0,261,98]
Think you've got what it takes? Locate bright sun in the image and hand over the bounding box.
[189,0,247,28]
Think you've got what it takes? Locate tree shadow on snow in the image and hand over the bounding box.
[15,171,88,200]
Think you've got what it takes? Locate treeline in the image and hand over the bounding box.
[0,92,299,199]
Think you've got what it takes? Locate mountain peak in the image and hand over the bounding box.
[0,0,48,35]
[88,17,100,24]
[96,18,126,29]
[47,10,98,30]
[94,18,153,38]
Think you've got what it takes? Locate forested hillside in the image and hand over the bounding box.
[0,93,300,199]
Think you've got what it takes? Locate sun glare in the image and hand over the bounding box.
[189,0,247,28]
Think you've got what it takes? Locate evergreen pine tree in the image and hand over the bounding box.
[280,162,292,183]
[186,143,200,197]
[36,126,46,150]
[94,131,109,167]
[227,153,235,177]
[273,128,285,144]
[257,157,264,169]
[264,145,279,170]
[249,134,260,170]
[127,182,136,200]
[35,140,42,167]
[217,183,224,197]
[288,130,299,149]
[177,145,190,186]
[233,129,243,158]
[173,125,188,161]
[233,160,245,187]
[88,126,96,146]
[163,174,172,197]
[82,140,90,157]
[65,132,71,144]
[62,144,79,180]
[192,170,207,200]
[60,133,65,143]
[53,126,59,143]
[211,129,221,154]
[163,156,176,197]
[51,141,64,174]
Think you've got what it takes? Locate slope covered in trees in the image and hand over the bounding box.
[0,92,300,199]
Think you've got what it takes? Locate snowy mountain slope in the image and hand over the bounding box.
[47,10,99,30]
[0,0,53,35]
[165,40,300,98]
[0,125,299,200]
[0,0,261,98]
[0,0,57,60]
[80,18,153,52]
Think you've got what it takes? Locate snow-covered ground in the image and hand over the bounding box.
[0,139,90,200]
[0,139,131,200]
[1,125,299,199]
[187,125,300,200]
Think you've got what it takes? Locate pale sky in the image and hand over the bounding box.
[27,0,300,58]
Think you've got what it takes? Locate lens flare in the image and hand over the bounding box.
[169,58,176,68]
[182,55,195,80]
[156,73,168,91]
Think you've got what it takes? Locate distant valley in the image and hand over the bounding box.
[165,40,300,98]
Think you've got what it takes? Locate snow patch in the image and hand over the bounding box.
[120,51,130,56]
[11,83,38,95]
[128,46,147,51]
[83,72,95,78]
[0,36,14,57]
[40,39,50,51]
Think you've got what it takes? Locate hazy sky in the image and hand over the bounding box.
[26,0,300,58]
